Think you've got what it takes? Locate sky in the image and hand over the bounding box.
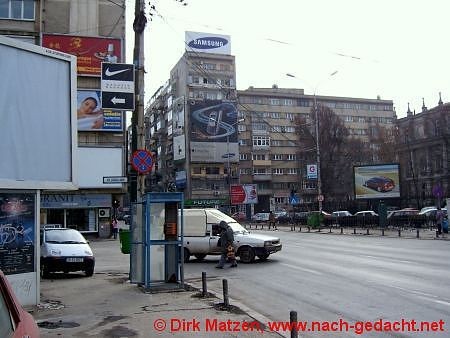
[124,0,450,118]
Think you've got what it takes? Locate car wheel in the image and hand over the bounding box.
[258,253,269,261]
[194,254,206,261]
[239,247,255,263]
[183,248,190,263]
[85,267,94,277]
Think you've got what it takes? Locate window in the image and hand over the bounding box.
[238,124,246,132]
[252,123,268,131]
[253,168,269,175]
[239,153,248,160]
[239,168,251,175]
[0,0,34,19]
[192,167,202,174]
[239,139,247,146]
[287,154,296,160]
[273,168,283,175]
[271,112,281,119]
[206,167,220,175]
[271,140,281,146]
[284,126,295,133]
[273,154,283,160]
[269,98,280,105]
[287,168,298,174]
[284,99,294,106]
[252,136,270,146]
[252,154,266,160]
[272,126,282,133]
[286,113,294,120]
[0,285,14,337]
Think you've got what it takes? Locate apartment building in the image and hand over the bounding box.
[396,97,449,209]
[0,0,127,236]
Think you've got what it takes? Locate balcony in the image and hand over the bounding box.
[253,160,272,166]
[252,174,272,181]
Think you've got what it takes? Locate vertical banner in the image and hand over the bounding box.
[0,193,35,275]
[230,184,258,204]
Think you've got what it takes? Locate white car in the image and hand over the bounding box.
[331,211,352,217]
[40,227,95,278]
[354,210,379,217]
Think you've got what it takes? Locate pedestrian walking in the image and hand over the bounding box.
[216,221,237,269]
[436,208,444,237]
[269,211,276,230]
[112,218,119,240]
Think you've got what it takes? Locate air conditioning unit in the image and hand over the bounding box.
[98,208,110,218]
[213,191,220,196]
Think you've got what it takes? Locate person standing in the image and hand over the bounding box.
[269,211,276,230]
[216,221,237,269]
[112,218,119,240]
[436,208,444,237]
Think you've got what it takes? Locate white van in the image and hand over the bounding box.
[182,208,282,263]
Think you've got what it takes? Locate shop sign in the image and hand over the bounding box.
[40,194,111,208]
[184,199,226,207]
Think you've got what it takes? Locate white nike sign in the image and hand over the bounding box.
[105,68,130,77]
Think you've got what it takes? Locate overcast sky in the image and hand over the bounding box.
[125,0,450,118]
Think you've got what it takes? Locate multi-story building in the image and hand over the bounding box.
[396,97,449,209]
[1,0,127,237]
[237,86,396,212]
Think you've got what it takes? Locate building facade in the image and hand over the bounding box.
[396,98,449,209]
[1,0,127,236]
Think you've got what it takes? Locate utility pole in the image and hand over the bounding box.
[131,0,147,202]
[314,94,322,213]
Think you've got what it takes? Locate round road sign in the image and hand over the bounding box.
[131,149,154,174]
[317,194,324,202]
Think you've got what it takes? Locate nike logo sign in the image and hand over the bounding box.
[105,68,130,77]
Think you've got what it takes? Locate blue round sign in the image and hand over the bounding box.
[131,149,153,174]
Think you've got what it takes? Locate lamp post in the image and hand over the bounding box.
[286,72,338,213]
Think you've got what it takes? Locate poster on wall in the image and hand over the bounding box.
[230,184,258,204]
[189,100,239,162]
[42,34,122,76]
[354,164,400,199]
[77,90,123,132]
[0,193,35,275]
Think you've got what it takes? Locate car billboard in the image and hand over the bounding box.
[189,100,239,163]
[354,164,400,199]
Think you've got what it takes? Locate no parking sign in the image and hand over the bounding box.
[131,149,154,174]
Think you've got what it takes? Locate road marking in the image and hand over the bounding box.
[361,255,414,264]
[388,285,450,307]
[280,263,323,275]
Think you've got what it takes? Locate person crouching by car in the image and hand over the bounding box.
[216,221,237,269]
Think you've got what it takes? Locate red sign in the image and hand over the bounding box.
[131,150,154,174]
[42,34,122,76]
[230,185,246,204]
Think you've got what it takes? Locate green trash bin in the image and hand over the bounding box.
[307,213,323,228]
[119,229,131,254]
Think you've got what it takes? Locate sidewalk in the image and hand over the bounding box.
[33,240,284,338]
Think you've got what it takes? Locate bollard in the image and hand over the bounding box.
[340,227,343,234]
[202,272,207,297]
[398,229,401,237]
[436,230,439,238]
[366,228,370,235]
[353,228,356,235]
[298,226,301,232]
[222,279,229,308]
[382,228,385,236]
[307,226,311,233]
[329,226,332,233]
[290,310,298,338]
[416,229,420,238]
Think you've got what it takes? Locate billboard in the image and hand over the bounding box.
[354,164,400,199]
[0,36,77,190]
[185,31,231,55]
[42,34,122,76]
[190,100,239,162]
[230,184,258,205]
[77,90,123,131]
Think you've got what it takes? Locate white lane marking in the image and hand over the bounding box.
[361,255,414,264]
[388,285,450,307]
[280,263,323,275]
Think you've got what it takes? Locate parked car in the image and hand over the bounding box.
[418,207,447,218]
[331,211,352,217]
[251,212,270,222]
[40,227,95,278]
[387,208,419,218]
[363,176,395,192]
[354,210,379,217]
[231,211,246,221]
[0,270,40,338]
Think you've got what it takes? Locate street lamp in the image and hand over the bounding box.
[286,71,338,213]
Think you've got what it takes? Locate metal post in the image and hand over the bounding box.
[222,279,229,308]
[314,94,322,214]
[290,310,298,338]
[227,134,231,215]
[202,272,207,297]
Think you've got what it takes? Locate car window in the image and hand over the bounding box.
[45,229,87,244]
[0,285,14,338]
[211,224,220,236]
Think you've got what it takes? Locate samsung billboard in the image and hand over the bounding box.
[354,164,400,199]
[185,31,231,55]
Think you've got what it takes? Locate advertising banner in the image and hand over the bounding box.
[190,100,239,162]
[354,164,400,199]
[0,193,35,275]
[185,31,231,55]
[230,184,258,205]
[42,34,122,76]
[307,164,317,179]
[77,90,123,132]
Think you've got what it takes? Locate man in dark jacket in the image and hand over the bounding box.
[216,221,237,269]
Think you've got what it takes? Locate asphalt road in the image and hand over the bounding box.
[184,231,450,337]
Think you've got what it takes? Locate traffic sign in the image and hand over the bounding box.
[103,176,128,184]
[432,184,444,198]
[289,194,300,205]
[101,62,134,110]
[317,194,324,202]
[131,149,154,174]
[307,164,317,179]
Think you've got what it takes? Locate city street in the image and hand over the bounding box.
[185,230,450,337]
